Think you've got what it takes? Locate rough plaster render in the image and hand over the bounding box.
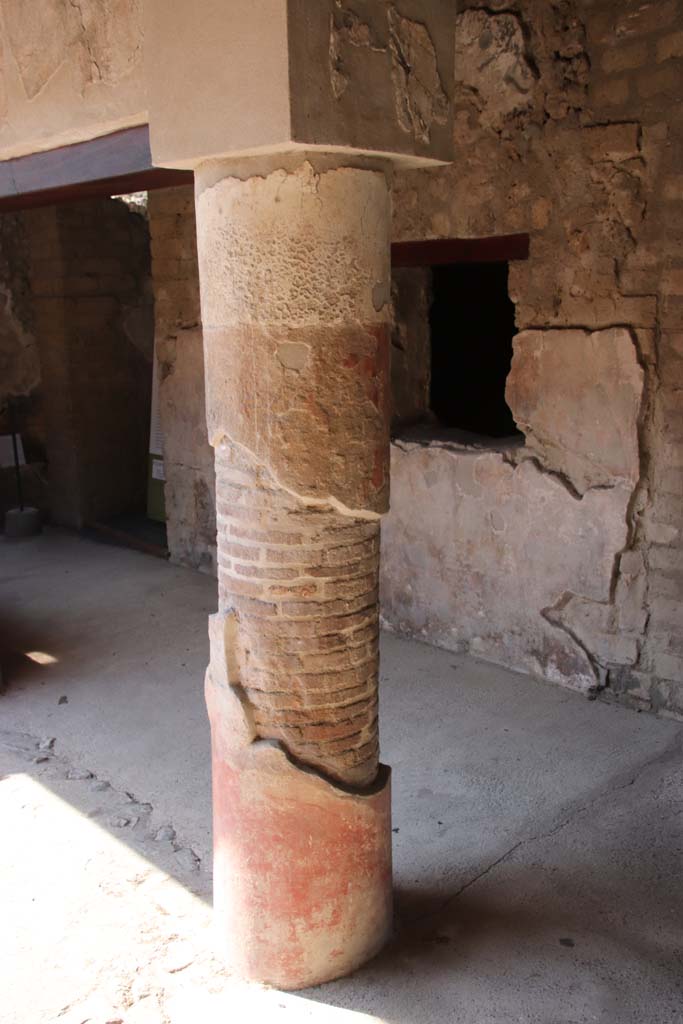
[0,0,146,159]
[148,185,216,574]
[381,443,632,691]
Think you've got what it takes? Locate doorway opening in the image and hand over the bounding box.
[81,192,168,558]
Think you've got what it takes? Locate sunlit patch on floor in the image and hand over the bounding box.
[24,651,58,665]
[1,769,388,1024]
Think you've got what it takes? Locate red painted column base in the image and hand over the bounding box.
[206,674,393,990]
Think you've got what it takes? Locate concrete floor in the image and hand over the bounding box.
[1,529,682,1024]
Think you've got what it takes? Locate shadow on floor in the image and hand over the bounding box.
[84,511,169,559]
[302,833,683,1022]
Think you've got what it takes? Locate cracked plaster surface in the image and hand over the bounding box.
[0,0,145,161]
[329,1,448,144]
[454,8,536,131]
[381,443,633,691]
[506,327,644,494]
[0,0,142,101]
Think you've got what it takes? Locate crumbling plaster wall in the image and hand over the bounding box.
[148,186,216,574]
[23,197,153,527]
[384,0,683,717]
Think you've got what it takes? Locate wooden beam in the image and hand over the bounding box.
[391,233,530,267]
[0,125,193,211]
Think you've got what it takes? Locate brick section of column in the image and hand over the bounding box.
[215,442,380,787]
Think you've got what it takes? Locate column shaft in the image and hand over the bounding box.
[196,160,393,988]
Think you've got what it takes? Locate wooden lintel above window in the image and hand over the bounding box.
[391,233,530,268]
[0,125,193,212]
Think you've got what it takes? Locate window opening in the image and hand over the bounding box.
[429,261,521,439]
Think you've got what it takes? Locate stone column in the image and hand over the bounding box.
[196,159,392,988]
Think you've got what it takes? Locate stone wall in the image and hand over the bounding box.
[148,186,216,574]
[0,212,38,404]
[383,0,683,718]
[23,197,153,527]
[0,210,47,517]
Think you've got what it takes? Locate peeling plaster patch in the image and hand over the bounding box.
[544,591,640,670]
[388,0,676,713]
[211,441,382,788]
[507,328,644,494]
[197,162,390,513]
[212,436,381,523]
[388,6,448,144]
[455,10,536,131]
[1,0,142,100]
[381,443,631,692]
[328,2,447,143]
[328,3,384,100]
[276,341,310,371]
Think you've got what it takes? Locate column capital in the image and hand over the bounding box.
[145,0,454,171]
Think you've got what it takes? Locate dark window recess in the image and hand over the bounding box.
[429,262,521,439]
